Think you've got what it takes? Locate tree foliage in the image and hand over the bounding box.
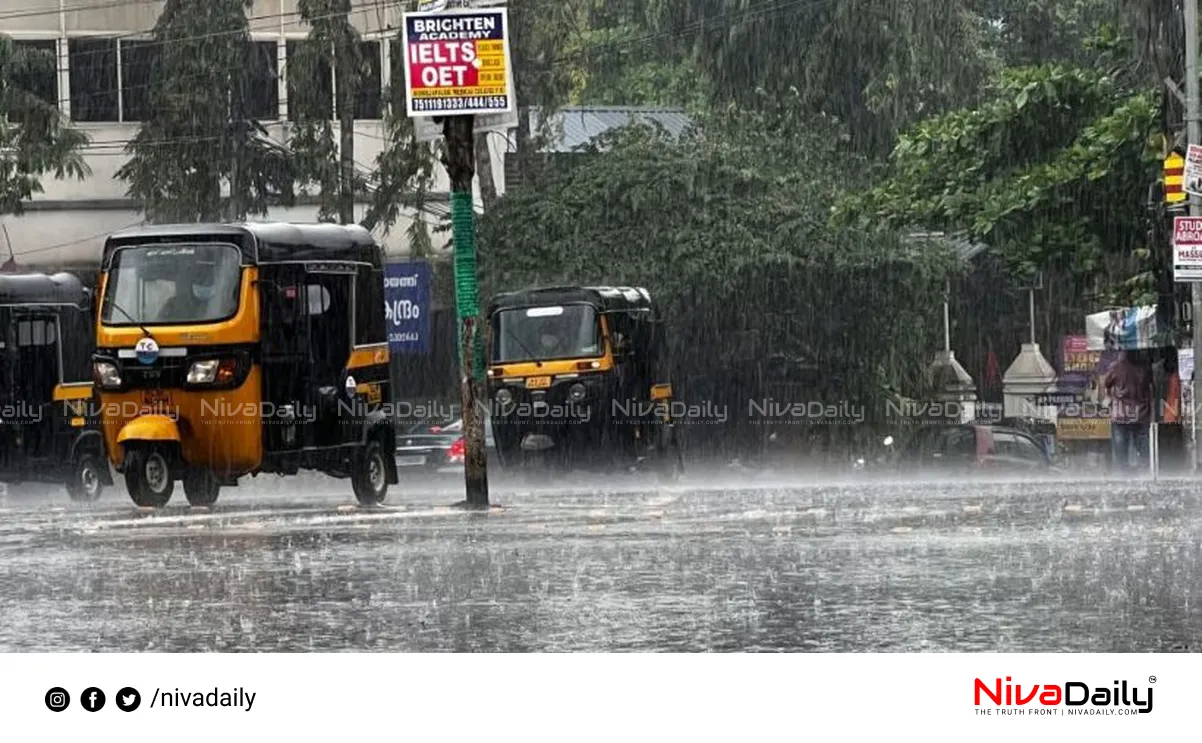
[291,0,366,224]
[657,0,997,155]
[973,0,1122,66]
[0,35,89,215]
[555,0,707,108]
[479,93,964,434]
[118,0,295,223]
[835,36,1160,306]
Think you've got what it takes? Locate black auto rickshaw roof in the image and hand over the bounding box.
[0,271,87,306]
[487,285,656,315]
[101,222,383,268]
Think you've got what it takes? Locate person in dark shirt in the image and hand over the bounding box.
[1102,350,1153,471]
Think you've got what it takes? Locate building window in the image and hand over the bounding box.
[68,38,119,122]
[245,41,280,120]
[286,40,332,121]
[354,41,382,120]
[10,40,57,115]
[119,40,158,122]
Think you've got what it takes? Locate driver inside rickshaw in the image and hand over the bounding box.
[537,313,602,357]
[158,261,220,322]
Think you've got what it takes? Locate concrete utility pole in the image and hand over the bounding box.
[406,0,509,506]
[1187,0,1201,469]
[442,114,490,507]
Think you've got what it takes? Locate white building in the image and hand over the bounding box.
[0,0,508,270]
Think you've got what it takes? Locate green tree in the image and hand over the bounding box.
[973,0,1122,66]
[0,35,89,215]
[117,0,295,222]
[557,0,708,108]
[657,0,997,155]
[291,0,367,224]
[834,45,1159,310]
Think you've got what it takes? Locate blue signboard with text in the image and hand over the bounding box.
[384,261,431,354]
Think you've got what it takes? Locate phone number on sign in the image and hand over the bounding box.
[411,96,509,112]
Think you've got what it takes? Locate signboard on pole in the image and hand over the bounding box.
[1186,144,1202,196]
[384,261,431,354]
[402,7,515,118]
[1174,216,1202,282]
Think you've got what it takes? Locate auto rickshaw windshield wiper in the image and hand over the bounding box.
[105,297,154,339]
[503,325,542,367]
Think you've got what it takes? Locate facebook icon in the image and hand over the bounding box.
[81,687,105,711]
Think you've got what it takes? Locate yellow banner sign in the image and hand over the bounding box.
[1056,417,1110,440]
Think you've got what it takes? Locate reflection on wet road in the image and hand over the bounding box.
[0,475,1199,651]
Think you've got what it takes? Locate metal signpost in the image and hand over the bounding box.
[401,0,515,506]
[1184,0,1202,472]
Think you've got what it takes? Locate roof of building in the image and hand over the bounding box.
[527,106,693,153]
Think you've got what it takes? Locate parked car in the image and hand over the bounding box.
[890,423,1059,475]
[394,417,498,478]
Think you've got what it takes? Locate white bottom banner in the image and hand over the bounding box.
[0,654,1193,740]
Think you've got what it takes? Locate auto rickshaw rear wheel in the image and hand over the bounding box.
[66,453,106,502]
[124,444,174,508]
[351,438,388,507]
[183,470,221,507]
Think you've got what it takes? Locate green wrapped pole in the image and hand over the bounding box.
[443,113,489,506]
[450,190,485,380]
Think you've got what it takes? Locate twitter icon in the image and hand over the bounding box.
[116,687,141,712]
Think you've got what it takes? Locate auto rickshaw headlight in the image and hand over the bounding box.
[93,361,121,389]
[495,388,513,406]
[568,383,587,402]
[187,358,238,385]
[187,359,221,384]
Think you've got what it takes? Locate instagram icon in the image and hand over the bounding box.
[45,687,70,711]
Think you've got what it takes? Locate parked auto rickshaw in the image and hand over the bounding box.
[92,223,398,508]
[485,285,682,479]
[0,272,113,501]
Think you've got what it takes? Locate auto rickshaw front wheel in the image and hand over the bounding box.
[351,439,389,507]
[183,470,221,507]
[124,444,174,508]
[66,453,106,503]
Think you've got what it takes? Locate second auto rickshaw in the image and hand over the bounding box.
[92,222,398,507]
[485,285,682,479]
[0,271,112,500]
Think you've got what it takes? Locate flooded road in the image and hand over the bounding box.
[0,475,1199,652]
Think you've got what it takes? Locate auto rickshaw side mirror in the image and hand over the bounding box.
[80,287,93,311]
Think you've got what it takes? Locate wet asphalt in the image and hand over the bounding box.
[0,470,1199,652]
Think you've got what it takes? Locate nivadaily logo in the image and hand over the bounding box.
[974,676,1154,716]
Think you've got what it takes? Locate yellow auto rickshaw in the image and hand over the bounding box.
[92,223,398,507]
[485,285,682,480]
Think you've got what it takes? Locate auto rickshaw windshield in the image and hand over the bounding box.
[493,304,601,363]
[101,243,243,325]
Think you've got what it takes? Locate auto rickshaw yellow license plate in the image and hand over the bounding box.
[525,376,551,389]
